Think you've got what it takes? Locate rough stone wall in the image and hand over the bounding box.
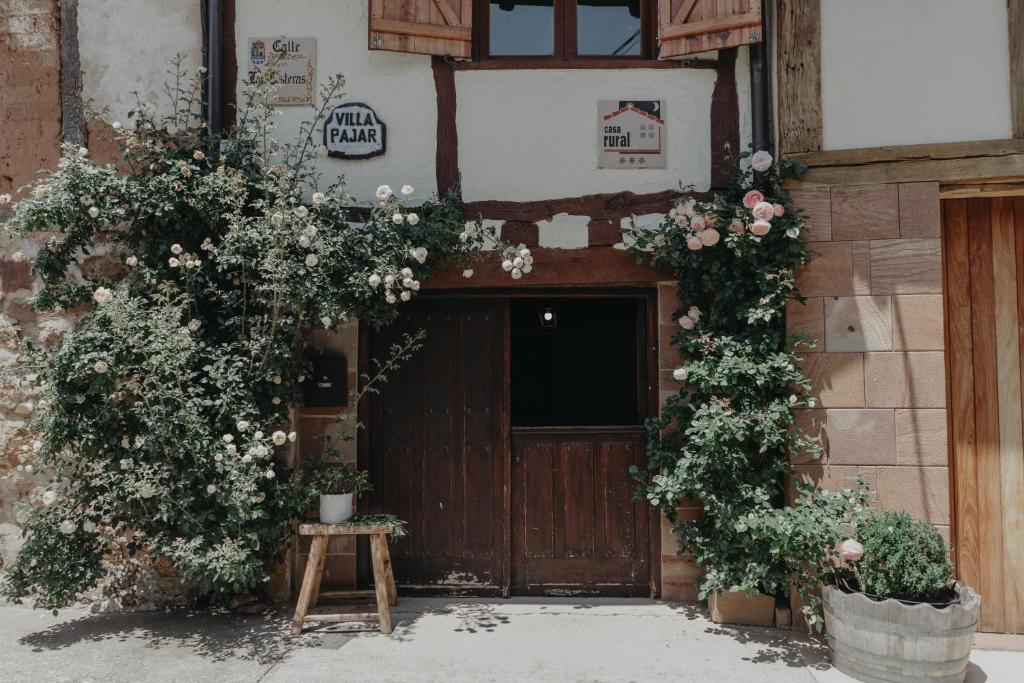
[787,182,950,535]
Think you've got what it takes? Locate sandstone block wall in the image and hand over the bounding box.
[788,182,951,536]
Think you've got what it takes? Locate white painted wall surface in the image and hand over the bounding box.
[456,68,716,202]
[235,1,438,206]
[78,0,203,123]
[820,0,1012,149]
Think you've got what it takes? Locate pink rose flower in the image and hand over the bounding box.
[839,538,864,562]
[705,215,718,228]
[686,236,703,251]
[743,190,764,209]
[772,203,785,217]
[750,220,772,236]
[689,215,707,232]
[728,218,745,233]
[678,315,695,330]
[752,201,776,221]
[700,228,720,246]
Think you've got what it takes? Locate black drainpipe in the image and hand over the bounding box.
[749,0,773,154]
[200,0,223,135]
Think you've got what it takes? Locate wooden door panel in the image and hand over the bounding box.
[945,197,1024,634]
[366,300,506,593]
[511,429,650,596]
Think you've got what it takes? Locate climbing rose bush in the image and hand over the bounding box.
[0,65,517,609]
[625,153,868,630]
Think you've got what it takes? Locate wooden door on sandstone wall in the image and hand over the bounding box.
[362,296,653,596]
[943,197,1024,634]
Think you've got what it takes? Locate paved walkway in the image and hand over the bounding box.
[0,598,1019,682]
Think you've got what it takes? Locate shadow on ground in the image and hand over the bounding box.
[18,608,299,666]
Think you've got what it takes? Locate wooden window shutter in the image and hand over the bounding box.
[658,0,763,58]
[369,0,473,59]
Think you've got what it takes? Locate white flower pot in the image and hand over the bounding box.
[319,493,354,524]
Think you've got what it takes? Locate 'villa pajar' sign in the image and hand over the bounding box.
[597,100,666,169]
[323,103,386,160]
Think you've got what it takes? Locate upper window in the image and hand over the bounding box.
[478,0,654,61]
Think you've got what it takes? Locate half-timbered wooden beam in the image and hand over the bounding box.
[776,0,821,154]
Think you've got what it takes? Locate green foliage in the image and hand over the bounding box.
[311,464,371,496]
[625,151,865,630]
[338,514,409,539]
[0,60,504,609]
[853,510,954,602]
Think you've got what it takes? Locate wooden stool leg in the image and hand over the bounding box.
[381,535,398,606]
[291,535,328,636]
[370,534,393,634]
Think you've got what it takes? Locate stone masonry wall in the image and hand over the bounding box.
[787,182,950,536]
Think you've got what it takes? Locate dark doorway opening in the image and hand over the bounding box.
[510,298,642,427]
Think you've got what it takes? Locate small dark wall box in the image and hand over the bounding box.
[304,349,348,407]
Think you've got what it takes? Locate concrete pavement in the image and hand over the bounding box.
[0,598,1019,682]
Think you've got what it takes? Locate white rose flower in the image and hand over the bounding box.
[139,484,155,498]
[299,235,311,248]
[376,185,393,201]
[751,150,774,172]
[222,434,234,444]
[119,458,134,470]
[121,437,130,449]
[305,254,319,267]
[271,396,281,405]
[0,193,11,204]
[672,367,688,382]
[407,213,419,225]
[411,280,420,291]
[241,454,252,464]
[59,520,76,535]
[226,444,237,454]
[272,431,287,445]
[401,184,414,197]
[168,257,180,267]
[368,274,381,288]
[384,274,396,286]
[265,469,276,480]
[462,268,474,279]
[522,263,532,274]
[512,257,524,268]
[679,316,695,330]
[207,484,217,494]
[188,319,201,332]
[193,150,205,161]
[82,520,97,533]
[400,290,412,301]
[385,292,397,304]
[786,226,801,239]
[294,205,309,218]
[94,360,109,374]
[501,260,513,272]
[288,431,297,442]
[520,248,531,258]
[42,490,57,506]
[511,268,523,280]
[237,420,250,432]
[273,375,282,384]
[392,213,405,224]
[126,255,138,267]
[321,316,333,328]
[414,247,428,264]
[171,243,183,255]
[402,277,414,289]
[688,306,702,322]
[401,267,413,278]
[88,206,100,218]
[135,435,145,447]
[304,225,318,238]
[79,195,94,206]
[270,213,284,227]
[311,192,326,205]
[93,287,113,305]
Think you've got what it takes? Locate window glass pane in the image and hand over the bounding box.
[576,0,642,56]
[489,1,555,56]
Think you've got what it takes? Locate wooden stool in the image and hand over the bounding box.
[291,523,398,635]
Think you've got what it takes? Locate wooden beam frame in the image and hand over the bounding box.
[1010,0,1024,138]
[787,139,1024,187]
[776,0,821,154]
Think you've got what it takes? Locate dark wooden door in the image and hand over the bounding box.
[510,427,650,596]
[364,299,507,594]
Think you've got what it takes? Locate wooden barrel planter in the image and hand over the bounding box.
[821,583,981,683]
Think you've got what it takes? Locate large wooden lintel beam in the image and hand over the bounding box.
[787,139,1024,187]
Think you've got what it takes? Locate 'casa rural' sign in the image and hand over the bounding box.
[323,103,386,160]
[247,36,316,105]
[597,100,666,169]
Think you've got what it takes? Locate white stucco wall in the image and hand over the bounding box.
[455,68,716,202]
[235,1,438,206]
[78,1,203,123]
[820,0,1012,149]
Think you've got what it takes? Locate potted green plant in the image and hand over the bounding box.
[823,510,980,683]
[310,465,371,524]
